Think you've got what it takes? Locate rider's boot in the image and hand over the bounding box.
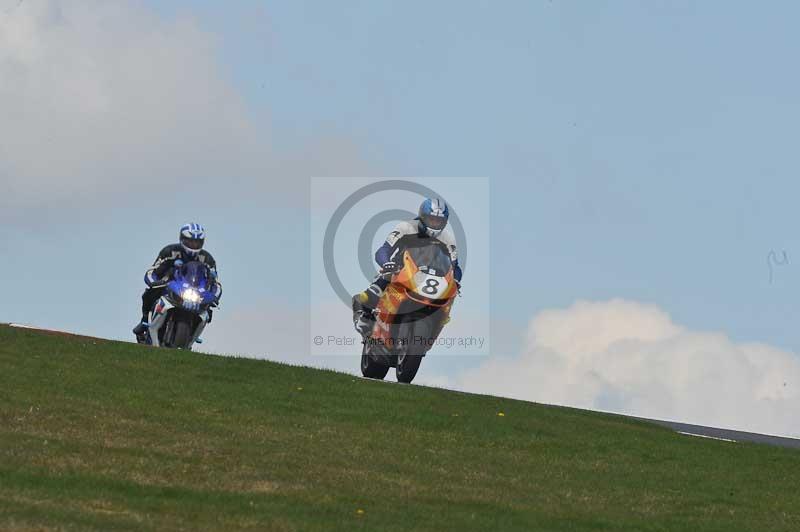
[132,315,149,343]
[354,309,374,338]
[352,283,383,337]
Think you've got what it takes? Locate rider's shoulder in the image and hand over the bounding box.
[392,220,419,236]
[385,220,419,246]
[159,243,182,257]
[436,227,457,247]
[199,250,216,264]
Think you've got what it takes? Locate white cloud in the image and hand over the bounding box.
[437,299,800,438]
[0,1,264,208]
[0,1,377,220]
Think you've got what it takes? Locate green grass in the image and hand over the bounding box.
[0,325,798,531]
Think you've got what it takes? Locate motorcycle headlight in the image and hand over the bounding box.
[182,288,202,303]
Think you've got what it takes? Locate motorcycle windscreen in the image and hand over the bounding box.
[406,244,452,277]
[180,261,211,290]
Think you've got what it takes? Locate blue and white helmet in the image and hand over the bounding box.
[179,223,205,256]
[418,198,449,238]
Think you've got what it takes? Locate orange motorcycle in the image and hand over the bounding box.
[360,238,458,383]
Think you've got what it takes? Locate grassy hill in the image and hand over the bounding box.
[1,324,798,531]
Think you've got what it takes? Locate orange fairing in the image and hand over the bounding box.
[396,250,458,302]
[392,249,418,287]
[372,249,457,343]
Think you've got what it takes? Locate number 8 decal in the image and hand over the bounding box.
[422,278,440,295]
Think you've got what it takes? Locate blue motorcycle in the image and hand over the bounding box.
[145,261,220,349]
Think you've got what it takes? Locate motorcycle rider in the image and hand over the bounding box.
[352,198,462,337]
[132,223,220,342]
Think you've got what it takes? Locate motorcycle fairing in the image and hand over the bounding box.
[147,295,210,347]
[167,262,218,308]
[372,248,456,350]
[147,295,175,347]
[145,260,216,348]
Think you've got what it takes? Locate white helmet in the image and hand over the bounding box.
[418,198,449,238]
[179,223,205,257]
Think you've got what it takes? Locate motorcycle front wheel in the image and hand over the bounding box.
[360,342,389,379]
[172,319,194,350]
[395,349,423,383]
[394,314,438,384]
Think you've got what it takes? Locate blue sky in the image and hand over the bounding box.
[2,1,800,434]
[142,0,800,350]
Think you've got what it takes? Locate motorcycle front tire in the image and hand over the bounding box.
[360,341,389,379]
[171,318,194,350]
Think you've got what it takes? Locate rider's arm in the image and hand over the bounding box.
[453,260,463,283]
[144,270,161,286]
[199,251,222,302]
[145,246,177,286]
[375,222,416,267]
[200,251,218,279]
[436,228,462,284]
[375,241,394,267]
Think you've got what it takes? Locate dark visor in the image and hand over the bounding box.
[181,236,204,250]
[421,213,447,230]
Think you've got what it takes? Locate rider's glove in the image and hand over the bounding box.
[455,279,462,296]
[380,261,400,274]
